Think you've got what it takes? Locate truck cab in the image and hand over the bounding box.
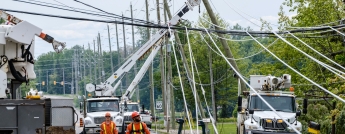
[120,101,152,128]
[81,97,124,134]
[237,74,302,134]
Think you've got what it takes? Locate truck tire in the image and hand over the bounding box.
[243,125,245,134]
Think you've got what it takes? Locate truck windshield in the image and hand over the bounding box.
[88,100,119,112]
[120,104,139,112]
[249,95,295,112]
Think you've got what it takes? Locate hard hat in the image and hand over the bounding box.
[105,112,111,117]
[132,111,140,118]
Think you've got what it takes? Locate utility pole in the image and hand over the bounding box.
[146,0,155,124]
[115,20,121,69]
[88,43,92,83]
[63,68,65,95]
[163,3,175,129]
[164,0,207,127]
[93,40,97,83]
[122,13,128,94]
[208,41,216,130]
[115,20,121,96]
[156,0,168,131]
[130,3,140,102]
[74,48,79,95]
[107,24,114,72]
[83,45,86,96]
[97,34,101,84]
[46,70,48,93]
[202,0,246,92]
[71,60,74,95]
[99,33,104,82]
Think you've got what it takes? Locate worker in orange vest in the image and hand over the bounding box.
[126,111,150,134]
[100,112,118,134]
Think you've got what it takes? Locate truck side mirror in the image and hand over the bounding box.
[249,109,254,114]
[296,110,301,117]
[303,98,308,114]
[79,102,83,113]
[237,96,242,112]
[249,109,254,123]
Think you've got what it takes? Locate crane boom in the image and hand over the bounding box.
[0,10,66,53]
[86,0,201,96]
[122,45,162,100]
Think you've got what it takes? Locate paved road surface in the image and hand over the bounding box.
[44,94,158,134]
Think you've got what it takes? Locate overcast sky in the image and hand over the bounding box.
[1,0,294,58]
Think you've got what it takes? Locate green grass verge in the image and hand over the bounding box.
[208,123,236,134]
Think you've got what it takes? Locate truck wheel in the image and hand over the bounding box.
[243,125,246,134]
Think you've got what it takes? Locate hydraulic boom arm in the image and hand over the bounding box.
[86,0,201,96]
[0,10,66,53]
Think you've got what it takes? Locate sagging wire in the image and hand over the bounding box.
[267,31,345,79]
[245,30,345,103]
[168,24,194,134]
[187,35,219,134]
[73,0,154,25]
[219,0,345,88]
[199,32,280,61]
[199,23,302,134]
[185,26,199,134]
[210,33,258,41]
[287,31,345,73]
[12,0,115,19]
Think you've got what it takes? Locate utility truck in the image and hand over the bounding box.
[237,74,302,134]
[0,10,77,134]
[82,0,202,133]
[120,101,152,129]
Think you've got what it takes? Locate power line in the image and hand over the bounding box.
[2,8,345,36]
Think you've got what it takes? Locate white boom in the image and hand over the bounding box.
[0,10,66,98]
[122,45,162,100]
[86,0,201,97]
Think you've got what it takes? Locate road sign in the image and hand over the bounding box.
[156,101,162,109]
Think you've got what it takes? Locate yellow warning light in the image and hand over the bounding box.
[114,75,118,79]
[88,93,91,97]
[289,87,294,92]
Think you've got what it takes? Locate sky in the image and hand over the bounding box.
[0,0,294,58]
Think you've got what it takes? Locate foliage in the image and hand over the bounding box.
[274,0,345,133]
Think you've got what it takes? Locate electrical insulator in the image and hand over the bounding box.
[61,81,64,85]
[42,81,45,85]
[54,81,56,85]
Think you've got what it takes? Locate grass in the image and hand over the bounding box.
[152,119,237,134]
[208,123,236,134]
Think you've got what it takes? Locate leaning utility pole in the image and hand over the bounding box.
[163,0,207,126]
[130,3,140,102]
[146,0,155,123]
[202,0,246,92]
[107,24,114,72]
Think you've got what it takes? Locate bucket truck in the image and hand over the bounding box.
[0,10,76,134]
[237,74,302,134]
[81,0,201,133]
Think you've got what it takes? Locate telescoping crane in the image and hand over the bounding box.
[0,11,76,134]
[81,0,201,133]
[0,10,66,98]
[85,0,201,97]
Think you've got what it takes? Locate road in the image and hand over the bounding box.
[44,94,158,134]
